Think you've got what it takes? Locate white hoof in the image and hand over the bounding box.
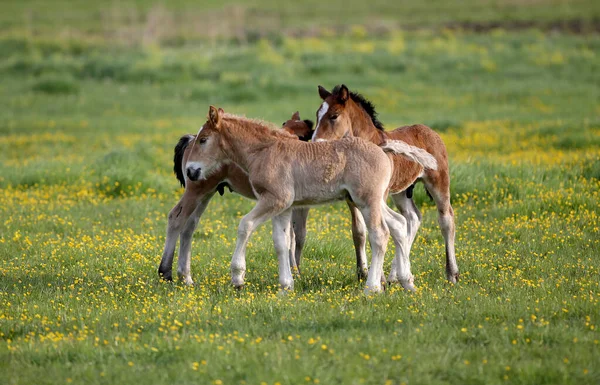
[400,276,416,292]
[401,282,416,292]
[231,268,245,288]
[364,284,383,295]
[231,276,245,289]
[280,280,294,292]
[177,272,194,286]
[278,287,294,296]
[447,271,460,284]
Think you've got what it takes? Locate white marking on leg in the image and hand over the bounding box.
[311,102,329,141]
[361,206,389,294]
[383,205,415,291]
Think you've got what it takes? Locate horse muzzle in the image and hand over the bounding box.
[186,166,201,181]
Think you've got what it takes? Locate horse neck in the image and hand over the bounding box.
[220,121,275,171]
[348,102,386,145]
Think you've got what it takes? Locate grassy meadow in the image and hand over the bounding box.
[1,1,600,384]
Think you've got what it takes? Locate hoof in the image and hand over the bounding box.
[357,268,368,282]
[280,278,294,292]
[364,284,383,295]
[447,271,460,284]
[180,277,194,286]
[400,276,416,292]
[278,286,294,296]
[233,283,245,291]
[177,271,194,286]
[231,270,246,288]
[158,268,173,281]
[400,282,416,292]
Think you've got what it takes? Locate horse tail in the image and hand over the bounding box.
[380,140,438,171]
[174,134,195,187]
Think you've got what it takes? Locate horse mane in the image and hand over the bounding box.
[223,113,296,140]
[332,85,385,131]
[173,134,194,187]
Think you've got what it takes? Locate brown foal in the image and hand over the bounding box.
[312,85,460,284]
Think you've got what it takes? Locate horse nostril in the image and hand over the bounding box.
[186,167,199,180]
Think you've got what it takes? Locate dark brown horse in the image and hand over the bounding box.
[312,85,460,284]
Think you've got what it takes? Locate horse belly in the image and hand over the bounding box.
[292,177,347,206]
[291,189,347,207]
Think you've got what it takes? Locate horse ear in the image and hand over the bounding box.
[338,84,349,103]
[318,85,331,100]
[208,105,222,127]
[292,111,300,120]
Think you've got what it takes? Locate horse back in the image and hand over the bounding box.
[387,124,449,168]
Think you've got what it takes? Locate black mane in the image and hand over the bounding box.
[332,85,385,131]
[173,134,194,187]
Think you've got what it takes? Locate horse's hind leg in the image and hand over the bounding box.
[347,200,369,281]
[176,192,215,285]
[424,173,459,283]
[273,210,295,291]
[392,190,422,253]
[384,205,415,291]
[158,191,204,281]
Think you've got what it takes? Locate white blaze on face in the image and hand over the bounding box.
[196,125,204,136]
[311,102,329,141]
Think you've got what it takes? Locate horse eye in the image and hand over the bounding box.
[282,122,286,126]
[199,137,207,144]
[330,115,339,121]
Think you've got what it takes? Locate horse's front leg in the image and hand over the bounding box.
[357,201,390,294]
[291,207,310,273]
[273,209,295,291]
[392,191,422,254]
[158,190,202,281]
[287,218,299,277]
[230,198,283,288]
[176,192,216,285]
[347,200,369,281]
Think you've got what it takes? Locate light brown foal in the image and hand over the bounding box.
[312,85,460,284]
[158,112,313,285]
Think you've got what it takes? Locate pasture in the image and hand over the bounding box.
[1,1,599,384]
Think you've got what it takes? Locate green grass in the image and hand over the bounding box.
[1,1,600,384]
[2,0,599,43]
